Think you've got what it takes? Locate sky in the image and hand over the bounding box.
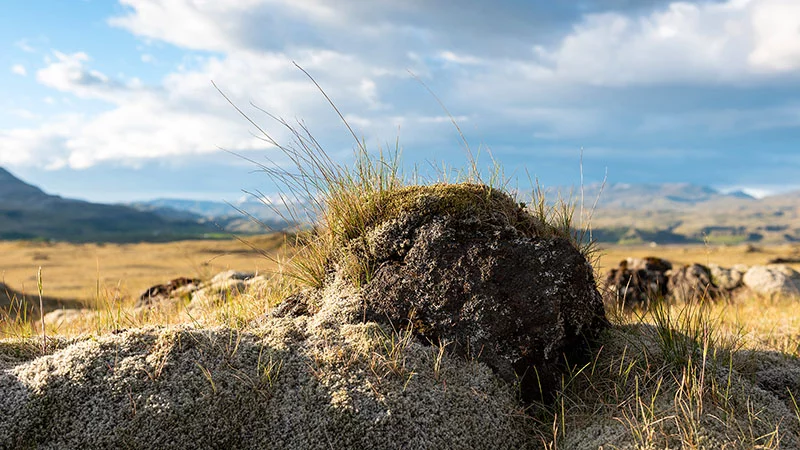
[2,0,800,203]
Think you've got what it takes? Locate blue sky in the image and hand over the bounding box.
[2,0,800,202]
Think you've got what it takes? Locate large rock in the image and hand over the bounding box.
[743,265,800,297]
[352,184,606,402]
[667,263,720,302]
[604,257,671,310]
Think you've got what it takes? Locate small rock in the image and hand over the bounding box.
[136,277,202,308]
[42,309,94,329]
[709,264,745,291]
[604,257,671,310]
[210,270,255,284]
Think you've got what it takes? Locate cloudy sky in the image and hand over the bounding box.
[2,0,800,202]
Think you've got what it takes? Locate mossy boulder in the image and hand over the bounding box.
[338,183,607,402]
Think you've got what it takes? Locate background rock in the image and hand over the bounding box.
[667,263,719,302]
[135,277,202,308]
[743,265,800,297]
[708,264,747,291]
[604,257,671,310]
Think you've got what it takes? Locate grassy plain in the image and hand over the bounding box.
[0,234,288,305]
[3,235,800,308]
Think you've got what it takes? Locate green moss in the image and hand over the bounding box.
[365,183,543,236]
[324,182,582,286]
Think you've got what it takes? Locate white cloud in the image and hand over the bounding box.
[11,64,27,76]
[438,51,485,66]
[0,114,83,169]
[749,0,800,71]
[140,53,155,63]
[530,0,800,86]
[10,109,39,120]
[3,47,430,169]
[36,51,149,102]
[14,39,36,53]
[5,0,800,171]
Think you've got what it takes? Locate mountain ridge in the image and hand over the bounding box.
[0,167,217,242]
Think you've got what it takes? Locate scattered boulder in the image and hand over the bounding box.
[742,265,800,297]
[190,271,257,308]
[709,263,747,291]
[41,309,95,330]
[604,257,671,310]
[667,263,719,302]
[350,184,607,402]
[210,270,256,284]
[767,256,800,264]
[135,277,202,308]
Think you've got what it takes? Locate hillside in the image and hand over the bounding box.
[129,197,294,233]
[0,167,217,242]
[577,183,800,244]
[138,182,800,245]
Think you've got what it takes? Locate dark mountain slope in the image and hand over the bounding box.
[0,167,215,242]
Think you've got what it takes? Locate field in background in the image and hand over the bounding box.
[3,235,800,305]
[0,234,288,305]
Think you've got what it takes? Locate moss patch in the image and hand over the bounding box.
[367,183,543,236]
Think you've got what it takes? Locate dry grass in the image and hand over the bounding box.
[0,234,287,303]
[0,234,289,338]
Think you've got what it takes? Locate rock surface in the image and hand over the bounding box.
[135,277,202,308]
[0,281,536,449]
[743,265,800,297]
[709,264,747,291]
[604,257,671,309]
[668,263,720,302]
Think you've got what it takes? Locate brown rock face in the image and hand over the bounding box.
[603,257,672,310]
[356,184,607,403]
[135,277,202,307]
[668,263,720,302]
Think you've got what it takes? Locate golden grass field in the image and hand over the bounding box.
[0,234,288,305]
[2,235,799,360]
[2,235,800,307]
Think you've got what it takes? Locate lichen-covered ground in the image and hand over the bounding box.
[0,281,536,449]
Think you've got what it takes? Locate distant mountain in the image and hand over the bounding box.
[582,183,800,245]
[573,182,755,210]
[128,197,298,233]
[0,167,217,242]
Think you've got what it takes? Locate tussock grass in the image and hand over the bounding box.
[216,71,596,293]
[531,295,800,448]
